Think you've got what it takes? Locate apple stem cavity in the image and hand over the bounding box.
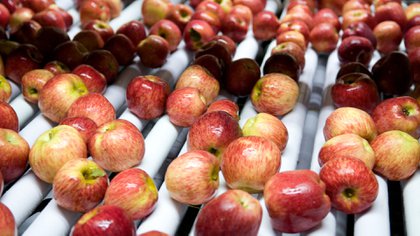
[82,167,105,181]
[343,188,357,199]
[190,28,202,42]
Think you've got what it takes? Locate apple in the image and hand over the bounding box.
[252,10,279,41]
[101,0,122,18]
[192,54,224,82]
[342,0,370,15]
[337,36,374,66]
[195,40,233,74]
[404,25,420,54]
[211,34,237,56]
[1,0,20,13]
[263,52,301,84]
[221,136,281,193]
[0,3,10,29]
[9,19,41,44]
[165,87,207,127]
[313,8,341,31]
[53,158,108,212]
[373,0,401,8]
[196,0,226,22]
[126,75,170,120]
[116,20,147,47]
[21,68,54,104]
[287,2,314,16]
[0,75,11,102]
[60,116,98,144]
[175,64,220,104]
[187,110,242,158]
[83,49,119,84]
[33,26,70,56]
[271,41,306,74]
[371,130,420,181]
[166,3,194,32]
[318,133,375,169]
[320,156,378,214]
[264,169,331,233]
[29,125,88,183]
[73,30,105,52]
[374,1,407,31]
[9,7,34,33]
[309,22,339,54]
[323,107,377,142]
[205,99,239,121]
[141,0,173,27]
[192,10,222,35]
[72,64,107,94]
[276,19,310,43]
[0,203,16,236]
[21,0,54,12]
[225,58,261,97]
[280,11,314,30]
[184,19,217,51]
[79,0,111,26]
[71,205,136,236]
[407,15,420,30]
[409,48,420,84]
[88,119,145,172]
[32,8,67,31]
[251,73,299,117]
[405,3,420,21]
[165,150,219,205]
[342,9,376,30]
[149,19,182,52]
[373,20,403,54]
[104,168,158,220]
[221,13,249,43]
[233,0,265,15]
[276,30,307,51]
[82,19,115,43]
[0,101,19,131]
[331,72,380,114]
[52,40,89,70]
[103,33,136,66]
[371,96,420,138]
[195,189,262,235]
[0,128,30,184]
[5,43,43,85]
[43,60,70,75]
[342,21,377,49]
[230,4,253,26]
[137,35,170,68]
[242,112,288,152]
[47,4,73,30]
[38,73,89,123]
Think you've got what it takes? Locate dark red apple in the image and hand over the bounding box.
[5,43,43,84]
[337,35,374,66]
[103,33,136,66]
[225,58,261,97]
[83,49,120,84]
[374,1,407,31]
[137,35,170,68]
[116,20,147,47]
[221,13,248,43]
[53,40,89,70]
[342,21,377,49]
[72,30,105,52]
[409,48,420,84]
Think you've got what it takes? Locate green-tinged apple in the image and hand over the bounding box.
[66,93,116,127]
[88,119,144,172]
[0,128,30,184]
[165,150,219,205]
[0,202,16,236]
[341,9,376,30]
[184,19,217,51]
[405,3,420,21]
[9,7,34,33]
[38,73,89,123]
[251,73,299,117]
[72,64,107,94]
[141,0,173,27]
[342,0,370,14]
[318,133,375,169]
[230,4,253,26]
[53,158,108,212]
[29,125,88,183]
[166,87,207,127]
[104,168,158,220]
[264,169,331,233]
[43,60,70,75]
[0,75,11,102]
[320,156,378,214]
[21,69,54,104]
[0,101,19,131]
[166,3,193,32]
[71,205,136,236]
[242,112,288,152]
[187,111,242,158]
[323,107,377,142]
[175,64,220,105]
[126,75,170,120]
[221,136,281,193]
[60,117,98,144]
[195,189,262,236]
[371,130,420,181]
[205,99,240,121]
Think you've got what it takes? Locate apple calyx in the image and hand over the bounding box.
[342,188,357,200]
[402,106,415,116]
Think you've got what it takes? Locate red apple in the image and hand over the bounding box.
[72,64,107,94]
[196,0,226,22]
[225,58,261,97]
[83,49,119,84]
[318,133,375,169]
[323,107,377,142]
[38,73,89,123]
[82,19,115,43]
[29,125,88,183]
[195,189,262,235]
[276,30,307,51]
[149,19,182,52]
[43,60,70,75]
[88,119,145,172]
[126,75,170,120]
[205,99,239,121]
[407,15,420,30]
[137,35,170,68]
[337,36,374,66]
[0,128,30,184]
[405,2,420,21]
[165,87,207,127]
[138,231,168,236]
[79,0,111,26]
[271,41,306,73]
[47,4,73,30]
[59,116,98,144]
[21,68,54,104]
[116,20,147,47]
[242,112,288,152]
[71,205,136,236]
[9,19,41,44]
[264,169,331,233]
[0,101,19,131]
[281,11,313,30]
[371,96,420,138]
[342,21,377,49]
[5,43,43,85]
[230,4,253,26]
[251,73,299,117]
[313,8,341,31]
[404,25,420,54]
[104,168,158,220]
[371,130,420,180]
[211,34,237,56]
[184,19,217,51]
[101,0,122,18]
[221,136,281,193]
[320,156,378,214]
[187,110,242,158]
[103,33,136,66]
[287,2,314,16]
[331,72,380,114]
[0,3,10,29]
[252,10,279,41]
[233,0,265,15]
[165,150,219,205]
[53,158,108,212]
[309,22,339,54]
[21,0,54,12]
[0,203,16,236]
[342,0,370,15]
[32,8,67,31]
[373,20,403,54]
[221,13,248,43]
[0,75,12,102]
[52,40,89,70]
[374,1,407,31]
[141,0,173,27]
[9,7,34,33]
[166,3,194,32]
